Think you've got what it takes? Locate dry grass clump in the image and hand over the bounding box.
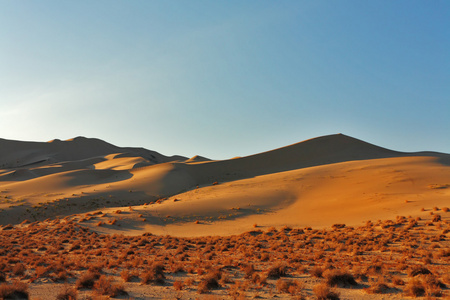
[141,263,165,285]
[310,266,324,278]
[173,280,184,290]
[408,266,432,277]
[276,279,303,295]
[313,283,340,300]
[266,264,287,279]
[404,277,425,297]
[197,271,221,294]
[12,263,26,276]
[56,286,78,300]
[76,271,100,289]
[364,278,390,294]
[94,275,127,297]
[0,281,29,299]
[323,269,357,287]
[197,277,219,294]
[404,274,446,297]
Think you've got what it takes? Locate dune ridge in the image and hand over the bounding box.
[0,134,449,236]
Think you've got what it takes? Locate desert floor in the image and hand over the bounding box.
[0,134,449,299]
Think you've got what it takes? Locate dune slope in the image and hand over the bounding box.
[0,134,449,236]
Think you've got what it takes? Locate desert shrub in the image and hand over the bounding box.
[276,279,303,295]
[364,278,390,294]
[432,214,441,222]
[323,269,357,287]
[404,278,425,297]
[310,266,324,278]
[266,264,287,279]
[34,266,49,278]
[120,270,132,282]
[391,276,405,286]
[422,274,446,293]
[141,263,165,285]
[197,269,222,294]
[56,286,78,300]
[364,264,383,275]
[0,281,29,299]
[76,271,100,289]
[243,264,255,279]
[171,264,184,273]
[313,283,340,300]
[197,276,220,294]
[94,275,127,297]
[12,263,26,276]
[173,280,184,290]
[408,266,432,277]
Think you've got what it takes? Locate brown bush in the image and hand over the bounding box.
[94,275,127,297]
[276,279,303,295]
[266,264,287,279]
[141,263,165,285]
[173,280,184,290]
[0,281,29,299]
[310,266,324,278]
[56,286,78,300]
[404,278,425,297]
[364,281,390,294]
[432,214,441,222]
[313,283,340,300]
[243,264,255,279]
[408,266,432,277]
[76,271,100,289]
[323,269,357,287]
[197,276,220,294]
[12,263,26,276]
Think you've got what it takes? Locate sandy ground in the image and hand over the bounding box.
[0,134,449,299]
[1,134,449,238]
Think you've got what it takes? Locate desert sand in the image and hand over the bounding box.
[0,134,449,299]
[1,134,449,236]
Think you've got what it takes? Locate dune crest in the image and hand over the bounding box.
[0,134,449,236]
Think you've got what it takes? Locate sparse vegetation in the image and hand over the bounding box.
[0,216,447,299]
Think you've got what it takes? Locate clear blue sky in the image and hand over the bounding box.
[1,1,449,159]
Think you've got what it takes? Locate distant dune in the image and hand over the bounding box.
[0,134,449,236]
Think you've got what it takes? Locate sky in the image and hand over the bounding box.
[1,1,449,159]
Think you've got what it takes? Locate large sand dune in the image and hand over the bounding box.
[0,134,449,236]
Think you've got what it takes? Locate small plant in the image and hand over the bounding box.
[404,278,425,297]
[364,280,390,294]
[313,283,340,300]
[323,269,357,287]
[173,280,184,290]
[197,276,220,294]
[76,271,100,289]
[94,275,127,297]
[267,264,287,279]
[141,263,165,285]
[12,263,26,276]
[0,281,29,299]
[56,286,78,300]
[409,266,432,277]
[120,270,132,282]
[310,266,324,278]
[276,279,303,295]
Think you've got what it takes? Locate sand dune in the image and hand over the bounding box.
[0,134,449,236]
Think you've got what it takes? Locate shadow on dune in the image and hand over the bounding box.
[172,134,450,187]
